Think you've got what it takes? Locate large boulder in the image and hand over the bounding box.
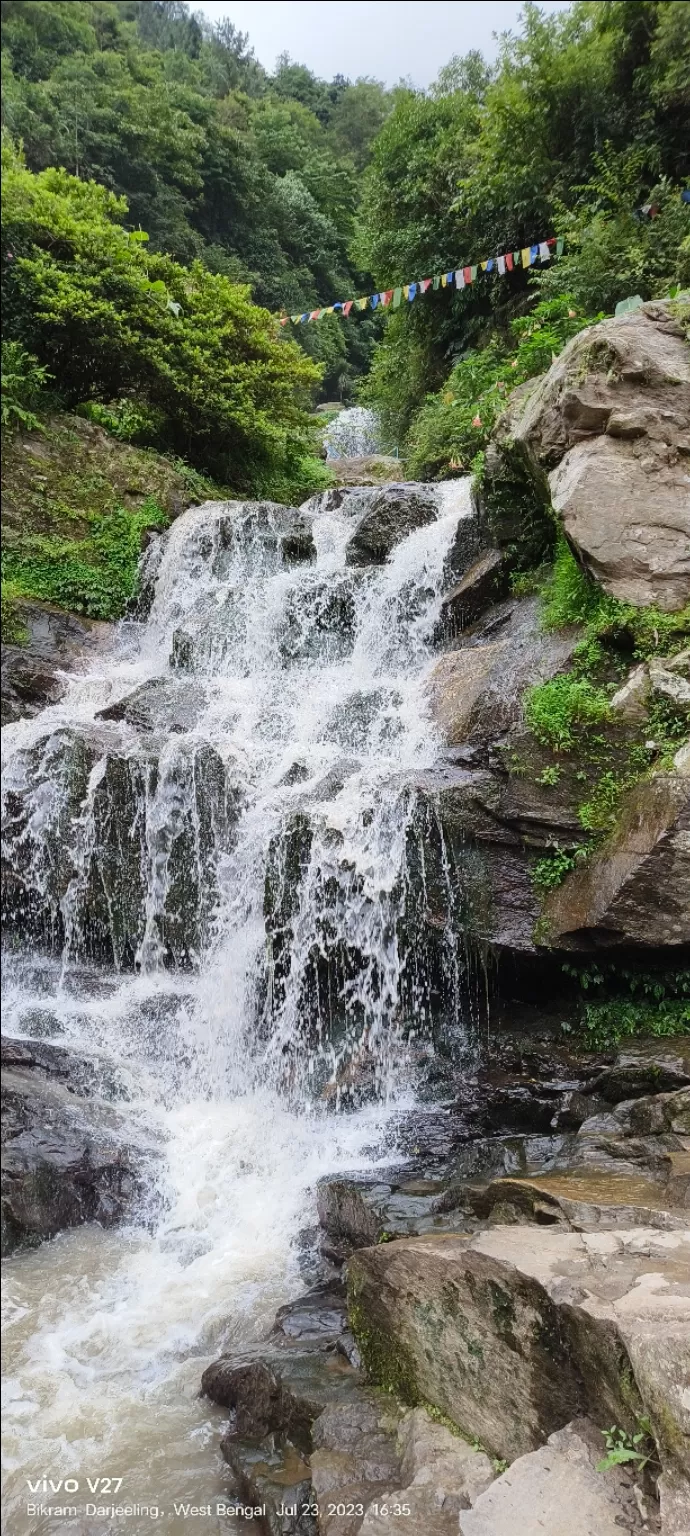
[348,1225,690,1494]
[459,1417,653,1536]
[344,485,441,565]
[503,301,690,611]
[543,744,690,949]
[1,1035,155,1255]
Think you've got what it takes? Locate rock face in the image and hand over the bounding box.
[2,721,243,967]
[427,596,578,746]
[344,484,440,565]
[505,301,690,611]
[543,746,690,949]
[459,1417,655,1536]
[348,1224,690,1493]
[1,599,114,725]
[1,1035,153,1255]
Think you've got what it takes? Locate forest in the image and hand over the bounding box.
[1,0,689,612]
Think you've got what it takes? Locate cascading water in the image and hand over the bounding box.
[1,480,475,1534]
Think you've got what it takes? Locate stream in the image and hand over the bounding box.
[1,475,474,1534]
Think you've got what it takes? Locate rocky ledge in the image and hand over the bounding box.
[1,1034,159,1255]
[201,1038,689,1534]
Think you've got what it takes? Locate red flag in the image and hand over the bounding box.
[463,266,472,284]
[505,252,514,271]
[279,317,288,326]
[382,290,394,306]
[342,300,353,316]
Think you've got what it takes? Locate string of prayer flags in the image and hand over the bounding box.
[279,234,562,325]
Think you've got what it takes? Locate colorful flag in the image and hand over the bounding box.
[497,255,506,275]
[290,314,301,324]
[371,293,380,309]
[309,309,321,320]
[279,317,288,325]
[420,279,432,293]
[505,253,514,272]
[470,266,477,281]
[455,269,465,289]
[538,242,550,262]
[521,248,531,268]
[556,237,565,256]
[392,287,402,308]
[356,297,368,311]
[433,276,441,291]
[463,266,472,284]
[445,271,454,285]
[342,300,353,316]
[408,282,417,300]
[481,260,488,271]
[486,258,494,272]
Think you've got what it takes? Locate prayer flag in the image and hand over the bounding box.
[407,282,417,300]
[441,274,448,287]
[356,297,368,311]
[513,251,521,266]
[470,266,477,281]
[486,258,495,272]
[556,237,565,256]
[455,269,465,289]
[497,256,506,275]
[290,314,301,324]
[521,248,531,268]
[342,300,353,316]
[392,287,402,308]
[505,253,514,271]
[433,276,441,291]
[300,313,309,323]
[279,317,288,325]
[309,309,321,320]
[481,260,488,271]
[445,271,454,285]
[371,293,380,309]
[530,244,539,264]
[538,242,550,262]
[463,266,472,284]
[420,279,432,294]
[382,289,394,306]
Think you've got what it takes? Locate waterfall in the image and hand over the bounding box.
[322,407,381,460]
[1,480,474,1531]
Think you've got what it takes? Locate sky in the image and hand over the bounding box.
[195,1,573,89]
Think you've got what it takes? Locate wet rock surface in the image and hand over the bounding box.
[1,1034,155,1255]
[1,599,114,725]
[344,485,440,565]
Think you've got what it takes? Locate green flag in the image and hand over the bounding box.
[392,287,402,308]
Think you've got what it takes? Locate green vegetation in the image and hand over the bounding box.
[563,963,690,1047]
[356,1,689,460]
[402,297,597,481]
[1,0,392,399]
[1,340,51,431]
[525,674,611,753]
[1,409,224,627]
[597,1419,658,1475]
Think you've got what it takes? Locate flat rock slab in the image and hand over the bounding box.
[348,1225,690,1490]
[459,1417,656,1536]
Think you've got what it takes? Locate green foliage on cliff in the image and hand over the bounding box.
[403,297,596,480]
[564,964,690,1047]
[356,1,690,460]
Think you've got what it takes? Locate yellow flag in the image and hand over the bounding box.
[480,260,488,271]
[521,247,531,268]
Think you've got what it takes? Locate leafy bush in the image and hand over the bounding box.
[1,340,51,431]
[2,496,167,619]
[581,997,690,1049]
[524,674,611,752]
[1,139,321,492]
[404,298,597,480]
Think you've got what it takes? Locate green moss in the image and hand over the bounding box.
[0,581,29,644]
[348,1279,419,1404]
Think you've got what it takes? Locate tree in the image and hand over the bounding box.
[1,139,321,486]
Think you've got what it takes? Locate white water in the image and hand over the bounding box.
[1,482,473,1534]
[323,407,381,460]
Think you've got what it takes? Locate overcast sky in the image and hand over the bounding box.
[195,1,572,89]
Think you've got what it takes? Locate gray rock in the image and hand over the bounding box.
[1,1035,154,1255]
[348,1225,690,1488]
[505,301,690,611]
[1,600,114,725]
[437,549,506,641]
[459,1417,656,1536]
[543,758,690,949]
[427,597,579,747]
[344,485,440,565]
